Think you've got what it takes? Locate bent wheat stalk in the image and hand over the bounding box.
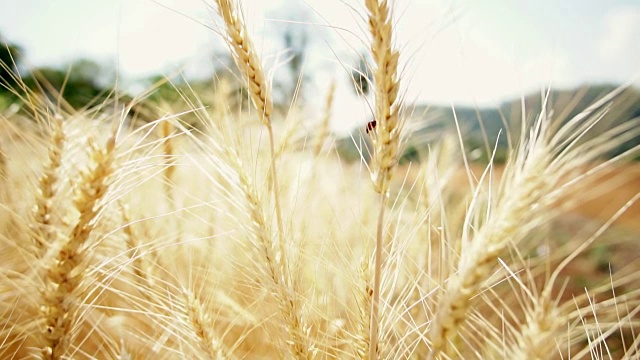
[203,4,312,353]
[213,0,284,249]
[426,87,640,358]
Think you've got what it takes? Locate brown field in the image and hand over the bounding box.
[575,163,640,232]
[431,162,640,233]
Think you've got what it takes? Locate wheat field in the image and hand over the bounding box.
[1,0,639,359]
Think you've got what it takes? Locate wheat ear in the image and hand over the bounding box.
[212,2,311,357]
[31,117,65,258]
[427,114,557,357]
[121,204,155,290]
[363,0,403,358]
[39,133,116,359]
[213,0,285,272]
[226,141,311,359]
[186,108,312,357]
[426,143,551,358]
[353,257,373,358]
[183,290,228,359]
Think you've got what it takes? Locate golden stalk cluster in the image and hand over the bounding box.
[0,1,638,359]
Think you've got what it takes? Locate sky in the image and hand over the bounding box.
[1,0,639,132]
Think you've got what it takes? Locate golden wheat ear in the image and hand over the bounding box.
[39,132,117,359]
[211,1,312,357]
[362,0,404,358]
[213,0,284,275]
[31,116,65,258]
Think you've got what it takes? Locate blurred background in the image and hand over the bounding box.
[1,0,639,153]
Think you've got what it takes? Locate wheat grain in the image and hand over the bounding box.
[31,116,65,258]
[214,0,272,126]
[160,120,176,197]
[427,122,553,358]
[39,133,116,359]
[183,289,228,359]
[365,0,403,195]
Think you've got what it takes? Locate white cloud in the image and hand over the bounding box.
[598,5,640,80]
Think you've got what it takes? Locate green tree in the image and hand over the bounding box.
[22,59,109,109]
[0,36,23,94]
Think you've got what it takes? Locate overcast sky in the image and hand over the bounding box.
[1,0,639,131]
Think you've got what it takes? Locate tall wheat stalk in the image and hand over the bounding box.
[212,1,313,357]
[363,0,403,358]
[212,0,284,245]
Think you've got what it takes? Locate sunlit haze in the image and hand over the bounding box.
[1,0,639,133]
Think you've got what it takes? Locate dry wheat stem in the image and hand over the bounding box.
[363,0,402,358]
[313,80,336,156]
[39,134,116,359]
[213,1,309,356]
[369,191,386,360]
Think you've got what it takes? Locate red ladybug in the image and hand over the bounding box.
[366,119,377,134]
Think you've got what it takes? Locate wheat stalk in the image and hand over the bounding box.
[213,0,285,277]
[226,139,312,359]
[363,0,403,358]
[313,79,336,156]
[211,1,313,357]
[39,133,116,359]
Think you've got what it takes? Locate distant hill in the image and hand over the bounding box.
[337,85,640,163]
